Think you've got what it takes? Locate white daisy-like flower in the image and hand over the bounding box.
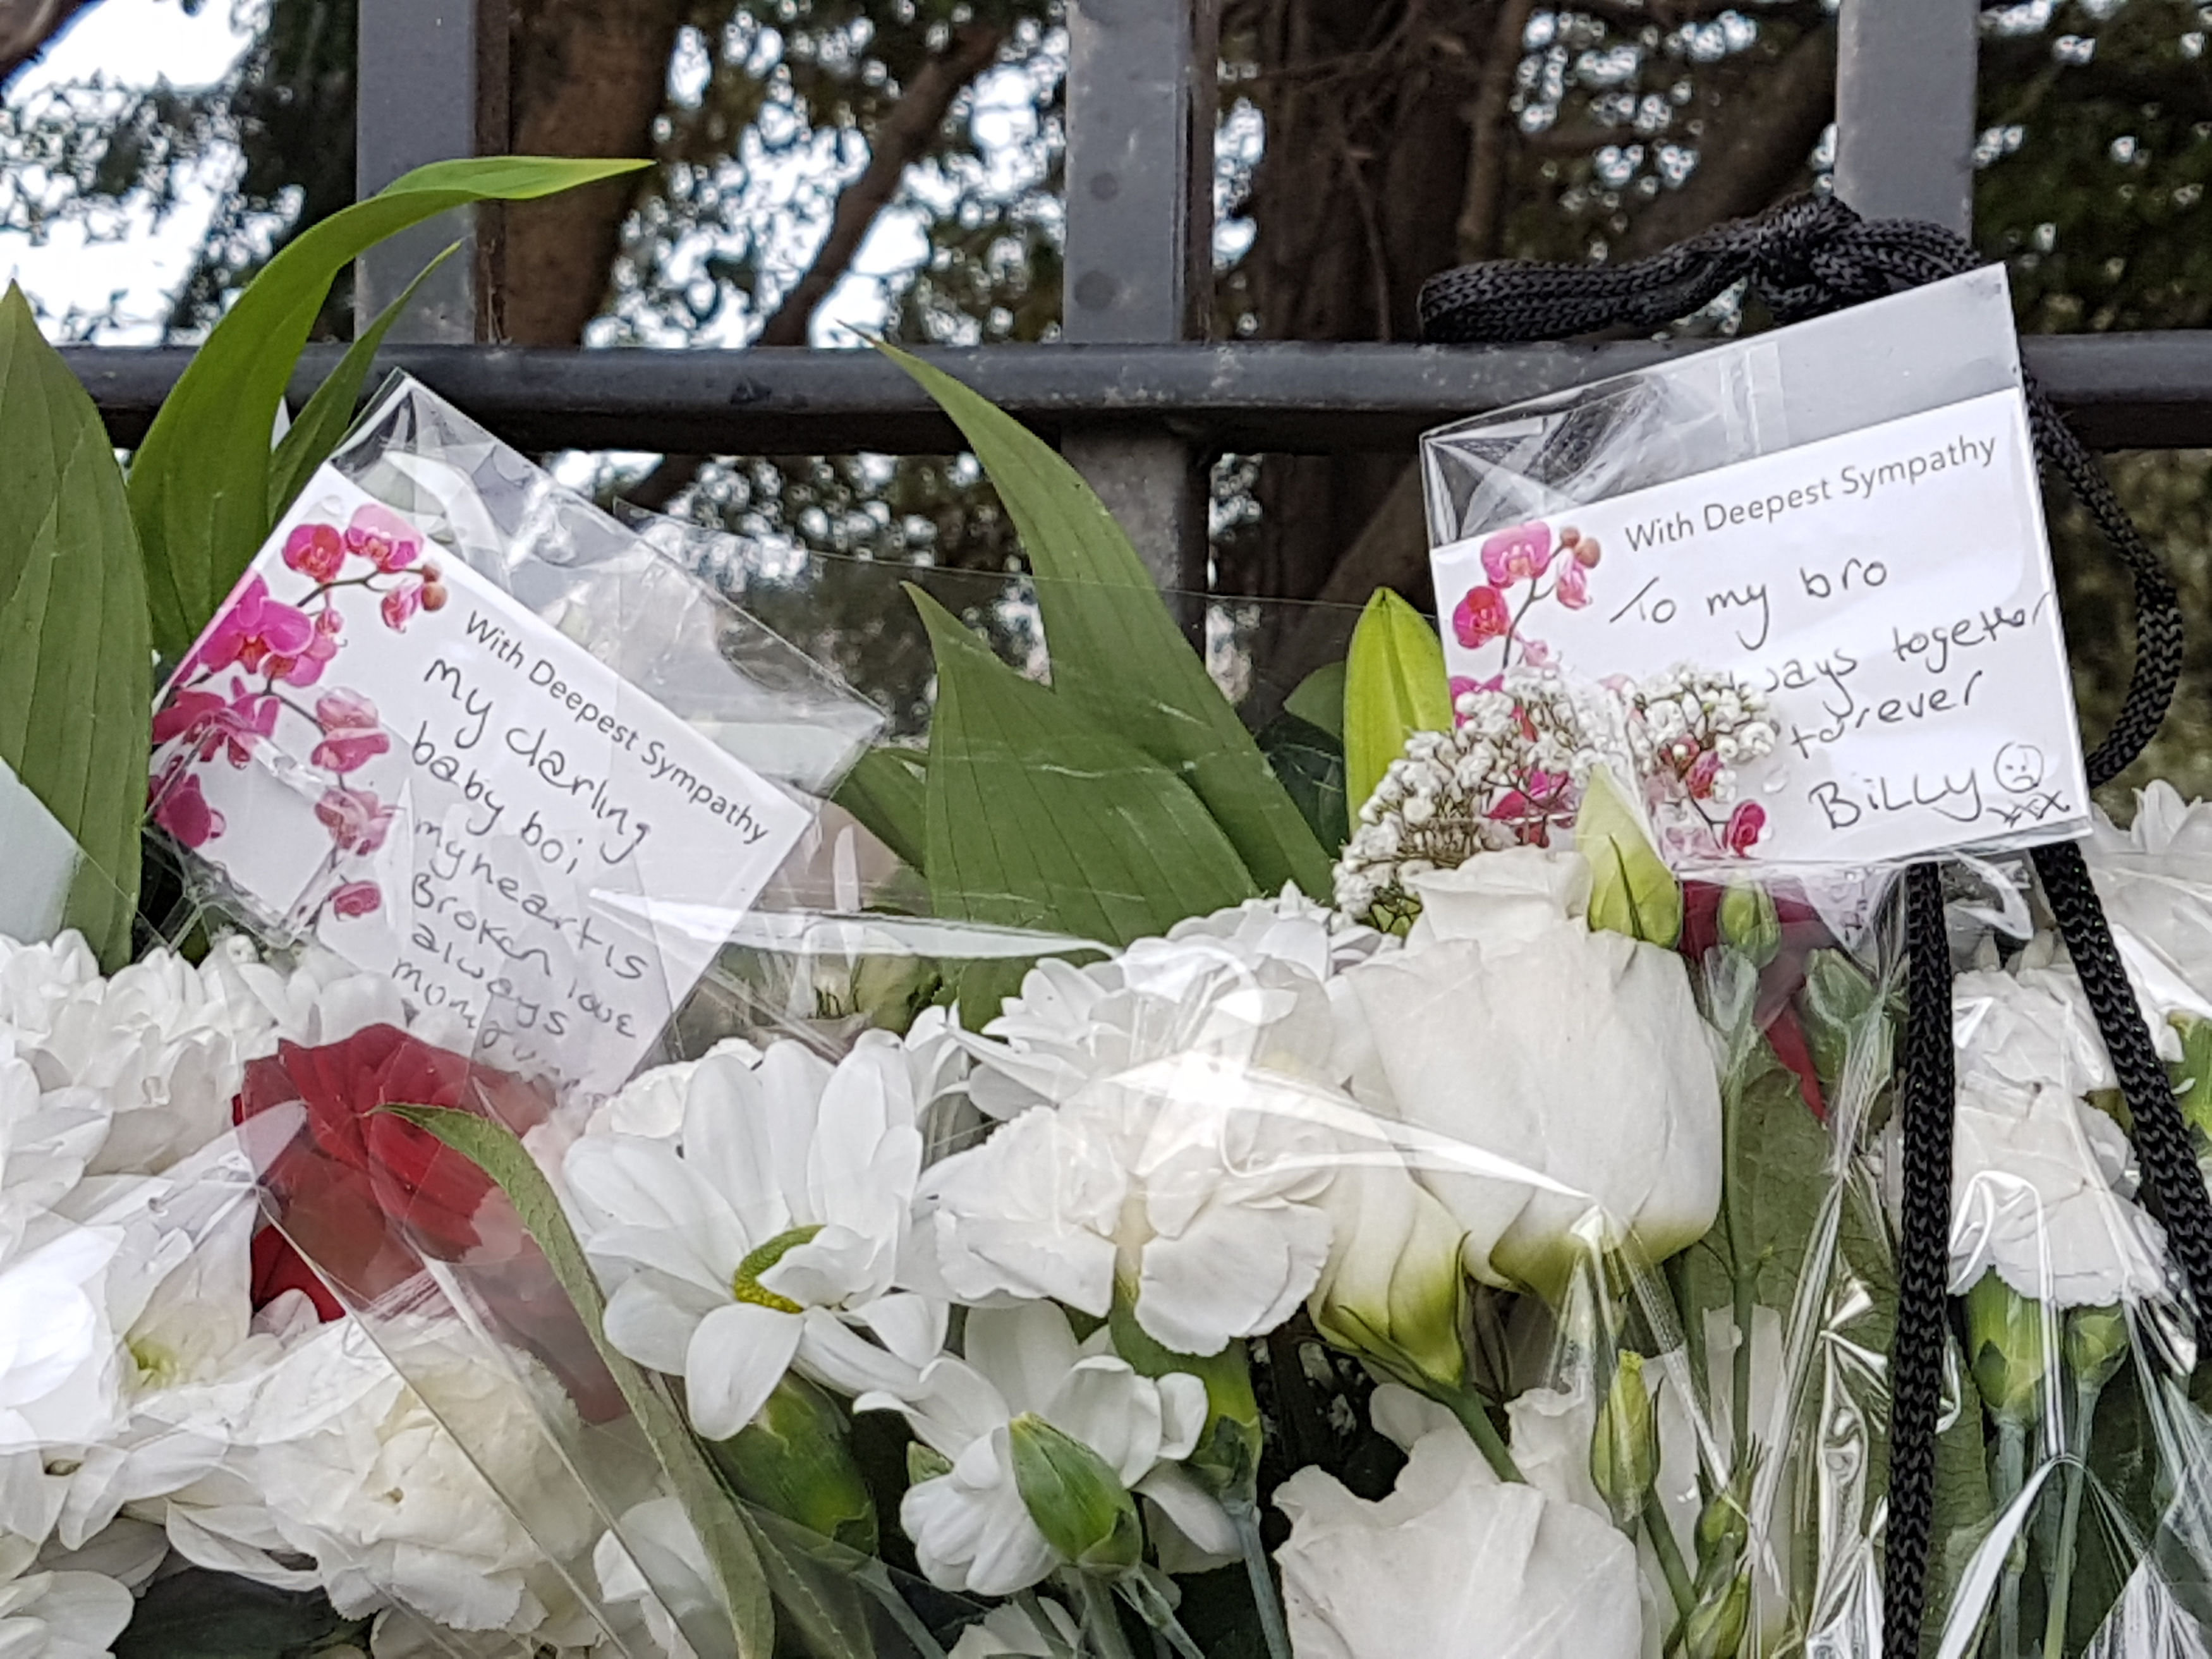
[855,1302,1229,1598]
[562,1033,942,1440]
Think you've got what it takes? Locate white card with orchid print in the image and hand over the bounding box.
[151,468,811,1095]
[1430,385,2092,873]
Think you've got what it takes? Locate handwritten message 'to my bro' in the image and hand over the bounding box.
[1432,386,2090,869]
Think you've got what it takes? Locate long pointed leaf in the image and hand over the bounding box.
[382,1105,774,1659]
[131,156,650,660]
[0,284,149,966]
[913,586,1257,945]
[878,344,1331,902]
[832,745,929,874]
[267,243,461,523]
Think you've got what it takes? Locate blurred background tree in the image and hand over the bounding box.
[3,0,2207,789]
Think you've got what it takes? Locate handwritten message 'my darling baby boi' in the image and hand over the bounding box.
[1431,386,2090,870]
[153,472,808,1094]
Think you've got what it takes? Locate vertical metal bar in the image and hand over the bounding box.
[1833,0,1979,234]
[1060,0,1220,599]
[356,0,500,343]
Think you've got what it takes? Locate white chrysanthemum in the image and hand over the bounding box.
[0,1532,133,1659]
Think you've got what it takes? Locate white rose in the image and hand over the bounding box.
[1273,1388,1643,1659]
[2084,781,2212,1027]
[1335,848,1722,1292]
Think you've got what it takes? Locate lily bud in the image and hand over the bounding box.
[1965,1270,2050,1428]
[1588,1351,1658,1529]
[1579,764,1683,947]
[1007,1413,1143,1577]
[1682,1570,1751,1659]
[1717,885,1781,969]
[706,1373,877,1553]
[2064,1303,2129,1391]
[1694,1486,1749,1571]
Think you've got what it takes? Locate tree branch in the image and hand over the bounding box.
[1455,0,1536,262]
[623,23,1006,513]
[0,0,96,85]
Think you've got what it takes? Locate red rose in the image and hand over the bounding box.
[236,1024,624,1420]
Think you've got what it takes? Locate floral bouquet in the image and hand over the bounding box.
[7,164,2212,1659]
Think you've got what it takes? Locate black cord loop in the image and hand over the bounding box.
[1419,191,2195,1659]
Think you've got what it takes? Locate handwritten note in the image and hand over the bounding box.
[154,471,810,1093]
[1430,387,2090,870]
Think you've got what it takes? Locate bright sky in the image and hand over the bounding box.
[1,0,258,341]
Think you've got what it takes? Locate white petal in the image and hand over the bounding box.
[964,1303,1081,1419]
[602,1273,724,1376]
[1134,1196,1332,1356]
[796,1309,925,1400]
[1153,1371,1211,1462]
[564,1136,747,1292]
[1045,1357,1162,1483]
[851,1292,947,1368]
[681,1052,793,1240]
[1136,1462,1239,1559]
[684,1301,803,1440]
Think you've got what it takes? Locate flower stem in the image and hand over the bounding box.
[1441,1386,1525,1483]
[1118,1571,1209,1659]
[1730,1268,1755,1475]
[2041,1376,2105,1659]
[1225,1496,1295,1659]
[859,1565,951,1659]
[1995,1416,2027,1658]
[1643,1493,1698,1624]
[1072,1572,1139,1659]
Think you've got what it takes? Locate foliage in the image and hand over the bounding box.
[0,283,149,968]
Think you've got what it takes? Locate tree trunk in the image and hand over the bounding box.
[499,0,694,346]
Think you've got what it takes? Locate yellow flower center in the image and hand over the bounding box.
[731,1225,823,1315]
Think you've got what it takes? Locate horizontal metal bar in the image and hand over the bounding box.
[66,334,2212,456]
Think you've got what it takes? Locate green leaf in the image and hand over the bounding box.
[266,242,461,523]
[877,343,1330,901]
[0,283,150,968]
[833,745,929,873]
[131,155,650,661]
[114,1571,363,1659]
[1255,710,1348,853]
[1282,660,1346,739]
[1577,763,1682,947]
[383,1105,774,1659]
[1924,1340,1995,1658]
[913,585,1258,945]
[1342,589,1450,819]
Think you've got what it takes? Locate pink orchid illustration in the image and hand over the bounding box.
[1686,750,1723,800]
[151,682,280,767]
[1453,585,1512,648]
[380,580,423,631]
[1723,801,1766,856]
[151,772,224,849]
[310,689,392,774]
[345,504,422,573]
[1479,522,1554,586]
[328,880,384,920]
[315,786,395,856]
[283,522,347,583]
[1555,561,1590,610]
[194,575,318,678]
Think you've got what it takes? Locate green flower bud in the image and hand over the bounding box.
[1694,1486,1749,1571]
[1717,885,1781,969]
[1589,1351,1659,1529]
[706,1373,877,1554]
[1007,1414,1143,1577]
[1682,1570,1751,1659]
[1111,1286,1261,1499]
[2064,1303,2129,1391]
[1965,1271,2050,1429]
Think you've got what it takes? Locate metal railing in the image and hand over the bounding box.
[62,0,2201,592]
